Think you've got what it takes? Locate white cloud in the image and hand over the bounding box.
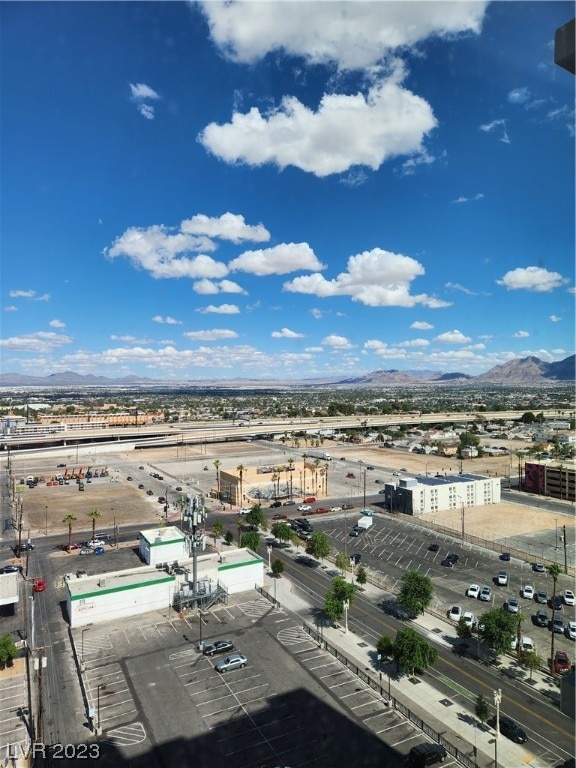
[550,315,561,323]
[480,118,510,144]
[181,212,270,243]
[229,242,324,275]
[507,87,531,104]
[398,338,430,347]
[152,316,182,325]
[451,192,484,204]
[130,83,160,101]
[322,334,353,349]
[496,266,569,292]
[9,289,36,298]
[434,330,471,344]
[137,103,155,120]
[0,331,73,351]
[310,309,324,320]
[513,330,530,338]
[193,278,247,295]
[271,328,305,339]
[199,74,438,178]
[183,329,239,341]
[198,1,488,71]
[49,319,66,328]
[4,305,18,312]
[284,247,451,308]
[410,321,433,330]
[196,304,240,315]
[105,225,227,280]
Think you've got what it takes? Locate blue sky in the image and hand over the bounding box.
[1,1,574,381]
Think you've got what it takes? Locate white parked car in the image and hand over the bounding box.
[567,620,576,641]
[564,589,575,606]
[462,611,475,628]
[298,504,312,512]
[238,508,251,515]
[448,605,462,622]
[521,585,534,600]
[330,506,342,512]
[467,584,480,599]
[521,636,535,653]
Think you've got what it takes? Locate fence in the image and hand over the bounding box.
[301,622,478,768]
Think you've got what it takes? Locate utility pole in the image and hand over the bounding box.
[563,525,568,575]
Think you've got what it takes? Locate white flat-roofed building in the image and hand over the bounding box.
[139,526,188,566]
[384,473,501,516]
[66,547,264,628]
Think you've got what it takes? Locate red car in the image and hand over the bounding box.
[303,496,316,503]
[33,578,46,592]
[554,650,570,675]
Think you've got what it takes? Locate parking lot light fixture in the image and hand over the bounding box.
[343,599,349,635]
[493,687,502,768]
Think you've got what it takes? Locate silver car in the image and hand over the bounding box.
[215,653,247,673]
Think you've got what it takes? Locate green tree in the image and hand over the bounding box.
[224,530,234,545]
[62,513,77,551]
[271,522,294,546]
[271,559,284,578]
[394,626,438,680]
[212,520,224,545]
[398,570,434,616]
[240,531,261,550]
[477,608,517,657]
[356,566,367,586]
[334,551,349,574]
[245,505,267,531]
[520,649,543,681]
[0,633,18,667]
[456,617,472,640]
[547,562,562,675]
[306,531,331,562]
[475,694,489,726]
[323,576,356,624]
[87,508,101,539]
[376,635,395,660]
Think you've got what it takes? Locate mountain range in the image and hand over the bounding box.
[0,355,574,388]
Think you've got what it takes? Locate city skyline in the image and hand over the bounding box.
[1,1,574,381]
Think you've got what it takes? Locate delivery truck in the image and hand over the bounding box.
[357,517,373,530]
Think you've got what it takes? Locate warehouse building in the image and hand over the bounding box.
[382,473,501,516]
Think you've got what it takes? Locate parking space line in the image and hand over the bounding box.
[350,699,381,710]
[319,670,348,680]
[308,661,339,671]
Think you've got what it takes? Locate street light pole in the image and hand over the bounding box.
[267,545,272,572]
[343,599,349,634]
[493,688,502,768]
[45,506,48,536]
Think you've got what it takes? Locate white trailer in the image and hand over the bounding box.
[357,517,373,530]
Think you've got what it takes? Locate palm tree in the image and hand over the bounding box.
[547,562,562,674]
[313,459,320,497]
[236,464,245,507]
[213,459,221,499]
[62,514,77,551]
[301,453,308,496]
[323,462,329,495]
[87,508,101,539]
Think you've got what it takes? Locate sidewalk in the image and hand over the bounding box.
[264,570,555,768]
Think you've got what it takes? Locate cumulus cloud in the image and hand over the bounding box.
[271,328,305,339]
[0,331,73,351]
[198,1,488,71]
[480,118,510,144]
[398,338,430,347]
[181,212,270,243]
[310,309,324,320]
[496,266,569,292]
[9,289,36,298]
[550,315,561,323]
[434,330,471,344]
[49,319,66,328]
[105,225,228,280]
[322,334,353,349]
[183,329,239,341]
[410,321,433,330]
[229,243,324,275]
[513,330,530,338]
[284,248,451,308]
[152,315,182,325]
[196,304,240,314]
[193,278,247,295]
[199,75,438,178]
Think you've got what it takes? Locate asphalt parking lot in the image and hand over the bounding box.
[72,595,413,768]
